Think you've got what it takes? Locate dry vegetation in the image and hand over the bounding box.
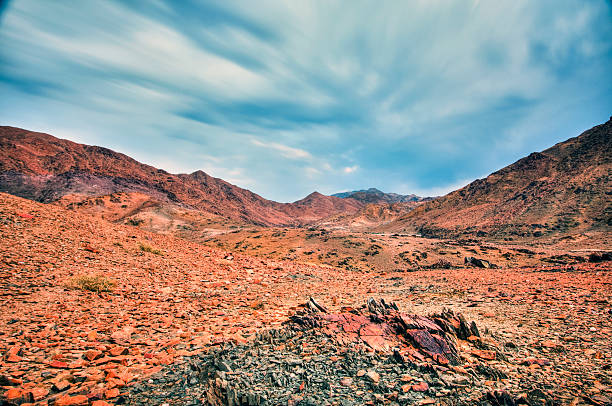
[66,274,116,293]
[139,242,163,255]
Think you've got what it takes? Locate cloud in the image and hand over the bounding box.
[0,0,611,201]
[251,139,312,160]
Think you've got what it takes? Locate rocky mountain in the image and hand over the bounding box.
[384,117,612,237]
[333,188,428,204]
[0,126,363,226]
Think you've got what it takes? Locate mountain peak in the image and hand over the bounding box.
[332,188,427,204]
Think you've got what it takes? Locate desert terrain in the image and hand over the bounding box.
[0,120,611,406]
[1,191,611,406]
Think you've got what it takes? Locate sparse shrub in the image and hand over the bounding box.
[429,259,452,269]
[364,244,382,256]
[67,275,116,293]
[127,218,144,226]
[139,243,163,255]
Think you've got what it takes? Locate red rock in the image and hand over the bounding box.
[6,354,22,362]
[83,244,100,253]
[116,370,134,384]
[471,349,496,360]
[85,349,103,361]
[68,360,88,369]
[5,345,22,362]
[412,382,429,392]
[52,380,71,392]
[7,377,23,386]
[55,394,89,405]
[92,401,111,406]
[540,340,558,349]
[108,346,128,356]
[30,387,49,401]
[5,388,23,400]
[110,327,134,342]
[94,356,114,366]
[104,388,120,399]
[50,360,69,368]
[361,334,388,351]
[365,370,380,383]
[433,353,449,365]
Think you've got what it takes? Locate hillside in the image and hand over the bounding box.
[384,117,612,237]
[0,126,362,226]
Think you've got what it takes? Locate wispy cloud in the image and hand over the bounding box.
[0,0,611,201]
[251,139,312,160]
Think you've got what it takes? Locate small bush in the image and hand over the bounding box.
[139,243,163,255]
[68,275,116,293]
[127,218,144,226]
[428,259,452,269]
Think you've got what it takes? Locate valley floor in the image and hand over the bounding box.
[0,192,611,405]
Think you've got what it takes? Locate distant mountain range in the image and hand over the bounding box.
[1,116,610,237]
[333,188,429,204]
[0,126,362,226]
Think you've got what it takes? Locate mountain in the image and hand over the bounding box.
[384,117,612,237]
[333,188,428,204]
[0,126,363,226]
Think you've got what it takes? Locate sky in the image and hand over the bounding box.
[1,1,611,202]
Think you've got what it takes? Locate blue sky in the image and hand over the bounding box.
[1,1,611,202]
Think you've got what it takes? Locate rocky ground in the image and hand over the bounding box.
[203,226,611,274]
[1,192,611,405]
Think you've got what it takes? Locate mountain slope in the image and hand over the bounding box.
[383,117,612,237]
[333,188,427,204]
[0,126,362,226]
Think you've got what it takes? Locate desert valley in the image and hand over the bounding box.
[1,1,611,405]
[0,118,610,406]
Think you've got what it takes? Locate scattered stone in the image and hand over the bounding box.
[464,256,495,268]
[84,349,103,361]
[412,381,429,392]
[55,394,89,406]
[365,370,380,384]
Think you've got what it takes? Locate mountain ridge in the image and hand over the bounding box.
[333,187,429,204]
[381,117,612,237]
[0,126,363,226]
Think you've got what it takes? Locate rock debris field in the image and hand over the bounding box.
[1,192,611,405]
